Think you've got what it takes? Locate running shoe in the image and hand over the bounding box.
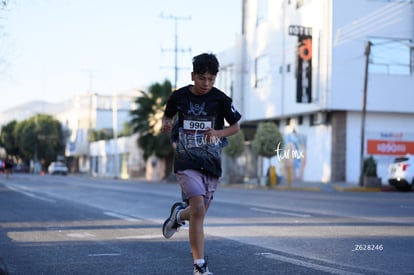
[193,258,213,275]
[162,202,186,239]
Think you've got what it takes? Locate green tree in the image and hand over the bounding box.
[0,120,19,156]
[118,122,133,137]
[223,129,245,182]
[252,122,283,177]
[130,80,174,176]
[13,119,36,162]
[223,130,245,158]
[89,128,114,142]
[363,156,377,177]
[14,114,64,169]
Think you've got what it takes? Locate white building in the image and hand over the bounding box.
[222,0,414,184]
[55,90,143,174]
[89,133,146,179]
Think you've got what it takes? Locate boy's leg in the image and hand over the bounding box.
[178,171,217,263]
[187,195,206,261]
[168,170,217,273]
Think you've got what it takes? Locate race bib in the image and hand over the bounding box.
[183,116,214,131]
[177,115,223,153]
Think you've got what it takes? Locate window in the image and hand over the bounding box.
[216,65,234,97]
[370,38,413,75]
[255,55,269,88]
[298,115,303,125]
[97,96,112,110]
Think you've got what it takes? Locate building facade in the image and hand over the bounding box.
[89,133,146,179]
[224,0,414,184]
[55,90,142,175]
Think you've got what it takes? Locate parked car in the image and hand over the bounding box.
[387,154,414,191]
[48,162,68,175]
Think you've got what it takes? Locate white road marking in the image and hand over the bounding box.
[250,207,311,218]
[256,252,363,275]
[66,232,96,238]
[7,185,56,203]
[103,211,141,221]
[116,235,161,240]
[88,253,121,257]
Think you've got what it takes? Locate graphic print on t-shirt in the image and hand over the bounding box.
[188,101,207,116]
[177,100,221,161]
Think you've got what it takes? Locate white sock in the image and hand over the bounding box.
[194,258,205,267]
[176,209,184,225]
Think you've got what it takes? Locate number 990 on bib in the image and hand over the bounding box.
[183,119,212,131]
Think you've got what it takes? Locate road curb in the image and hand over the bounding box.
[222,183,395,192]
[271,186,322,192]
[333,186,382,192]
[222,183,323,192]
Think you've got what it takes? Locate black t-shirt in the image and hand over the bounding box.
[164,85,242,177]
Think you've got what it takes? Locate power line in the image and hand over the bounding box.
[160,13,191,90]
[334,1,410,46]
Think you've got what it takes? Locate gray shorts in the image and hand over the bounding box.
[176,169,219,204]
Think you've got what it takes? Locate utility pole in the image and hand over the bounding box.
[0,0,9,70]
[359,41,372,185]
[34,114,38,174]
[81,69,99,93]
[160,13,191,89]
[80,69,99,176]
[112,94,118,179]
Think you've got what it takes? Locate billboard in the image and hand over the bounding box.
[366,132,414,156]
[289,25,312,103]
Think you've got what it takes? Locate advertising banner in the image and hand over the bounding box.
[366,132,414,156]
[288,25,312,103]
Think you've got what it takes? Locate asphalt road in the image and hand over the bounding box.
[0,174,413,275]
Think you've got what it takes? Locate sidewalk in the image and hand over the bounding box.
[223,179,397,192]
[76,173,399,193]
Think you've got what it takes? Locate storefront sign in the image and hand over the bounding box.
[289,25,312,103]
[367,140,414,155]
[366,132,414,156]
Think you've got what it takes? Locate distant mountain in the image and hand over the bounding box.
[0,100,72,126]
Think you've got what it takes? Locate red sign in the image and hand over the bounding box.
[367,139,414,155]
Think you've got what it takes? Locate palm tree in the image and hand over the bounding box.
[130,80,174,177]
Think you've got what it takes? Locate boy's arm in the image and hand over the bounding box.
[205,122,240,138]
[161,116,173,133]
[162,94,176,133]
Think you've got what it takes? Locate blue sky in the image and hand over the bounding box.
[0,0,242,112]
